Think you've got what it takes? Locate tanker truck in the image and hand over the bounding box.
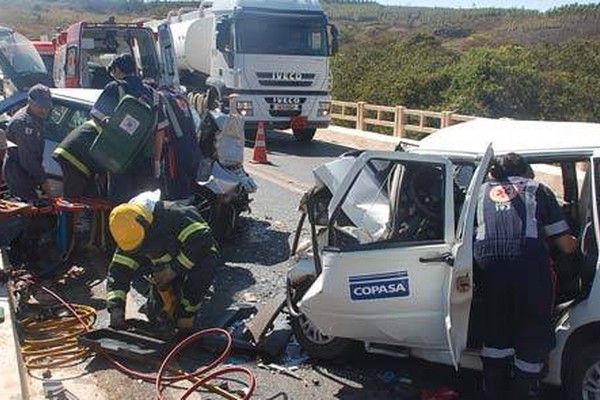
[156,0,338,142]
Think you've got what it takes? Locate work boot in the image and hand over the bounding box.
[482,357,512,400]
[512,371,541,400]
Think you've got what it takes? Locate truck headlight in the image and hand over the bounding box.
[318,101,331,117]
[236,100,253,117]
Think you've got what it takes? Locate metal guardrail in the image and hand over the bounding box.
[330,100,475,137]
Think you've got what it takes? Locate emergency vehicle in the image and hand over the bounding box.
[52,21,177,90]
[32,40,55,77]
[287,118,600,400]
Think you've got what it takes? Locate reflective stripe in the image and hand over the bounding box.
[90,108,106,121]
[53,147,92,177]
[84,119,102,132]
[515,358,544,374]
[112,254,139,270]
[177,222,208,243]
[107,290,127,302]
[517,178,540,239]
[151,254,173,265]
[481,346,515,359]
[181,297,202,313]
[176,252,194,270]
[544,220,570,237]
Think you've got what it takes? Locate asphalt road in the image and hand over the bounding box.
[23,128,564,399]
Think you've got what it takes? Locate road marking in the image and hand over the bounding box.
[245,162,311,195]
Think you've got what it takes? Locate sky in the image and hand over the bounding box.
[382,0,600,10]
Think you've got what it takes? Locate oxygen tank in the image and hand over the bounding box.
[169,14,215,74]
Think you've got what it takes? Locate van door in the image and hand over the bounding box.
[157,23,180,89]
[299,151,457,349]
[446,145,493,368]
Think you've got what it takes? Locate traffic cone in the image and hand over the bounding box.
[250,122,270,164]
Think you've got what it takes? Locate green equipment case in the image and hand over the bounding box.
[90,95,157,173]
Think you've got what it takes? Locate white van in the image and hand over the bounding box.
[286,118,600,400]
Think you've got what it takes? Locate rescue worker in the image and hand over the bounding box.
[91,54,169,203]
[52,119,103,198]
[106,190,219,331]
[0,122,7,184]
[3,84,53,201]
[157,86,200,200]
[475,153,577,400]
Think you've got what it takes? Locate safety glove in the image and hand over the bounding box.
[108,300,126,330]
[152,264,177,290]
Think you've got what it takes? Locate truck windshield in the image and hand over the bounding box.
[236,13,328,56]
[0,30,48,75]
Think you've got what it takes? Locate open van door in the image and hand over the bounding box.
[446,144,494,368]
[0,26,53,98]
[156,23,180,89]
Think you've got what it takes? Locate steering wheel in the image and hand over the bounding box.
[407,166,442,220]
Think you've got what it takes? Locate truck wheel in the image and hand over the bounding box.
[290,313,354,361]
[567,342,600,400]
[292,127,316,142]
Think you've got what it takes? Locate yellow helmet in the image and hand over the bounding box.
[109,203,154,252]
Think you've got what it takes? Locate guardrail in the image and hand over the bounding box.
[331,100,475,137]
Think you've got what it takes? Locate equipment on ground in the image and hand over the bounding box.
[145,0,338,142]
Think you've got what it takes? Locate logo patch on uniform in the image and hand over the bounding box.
[349,271,410,301]
[119,114,140,135]
[25,127,33,135]
[489,184,519,203]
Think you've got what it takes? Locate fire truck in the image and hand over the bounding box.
[32,41,56,76]
[53,20,177,89]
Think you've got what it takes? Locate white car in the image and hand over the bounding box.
[286,118,600,400]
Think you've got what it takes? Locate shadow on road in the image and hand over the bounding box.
[247,129,354,159]
[223,217,291,267]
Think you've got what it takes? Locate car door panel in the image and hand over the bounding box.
[300,151,455,348]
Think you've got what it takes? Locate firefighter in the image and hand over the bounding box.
[3,84,53,201]
[106,190,219,331]
[475,153,577,400]
[91,54,169,203]
[52,119,103,198]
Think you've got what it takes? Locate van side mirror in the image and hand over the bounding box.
[328,24,339,56]
[216,18,232,53]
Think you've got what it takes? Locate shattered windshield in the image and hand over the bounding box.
[0,29,47,75]
[235,12,328,56]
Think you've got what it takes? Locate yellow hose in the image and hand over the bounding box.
[20,304,97,370]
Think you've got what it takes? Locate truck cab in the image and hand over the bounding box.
[165,0,338,142]
[287,119,600,399]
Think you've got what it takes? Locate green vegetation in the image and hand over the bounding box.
[0,0,599,121]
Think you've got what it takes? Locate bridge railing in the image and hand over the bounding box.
[331,100,475,137]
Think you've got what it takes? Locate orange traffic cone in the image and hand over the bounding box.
[250,122,270,164]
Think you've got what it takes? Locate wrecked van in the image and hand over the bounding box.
[286,118,600,400]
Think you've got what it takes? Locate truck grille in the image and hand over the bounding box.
[256,72,315,87]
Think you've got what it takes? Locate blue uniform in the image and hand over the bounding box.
[474,176,570,379]
[91,76,169,202]
[3,106,47,201]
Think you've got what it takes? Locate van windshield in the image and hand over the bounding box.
[235,12,328,57]
[0,30,48,75]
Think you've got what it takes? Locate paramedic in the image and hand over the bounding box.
[475,153,577,400]
[91,54,169,203]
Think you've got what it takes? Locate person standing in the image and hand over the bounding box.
[475,153,577,400]
[3,84,53,201]
[91,54,169,203]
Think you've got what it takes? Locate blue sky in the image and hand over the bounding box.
[382,0,599,10]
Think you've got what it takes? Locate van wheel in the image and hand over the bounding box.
[567,343,600,400]
[292,127,316,142]
[290,314,354,361]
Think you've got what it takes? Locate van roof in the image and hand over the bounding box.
[415,118,600,157]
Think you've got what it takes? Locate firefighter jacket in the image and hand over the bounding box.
[53,120,103,177]
[106,200,219,307]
